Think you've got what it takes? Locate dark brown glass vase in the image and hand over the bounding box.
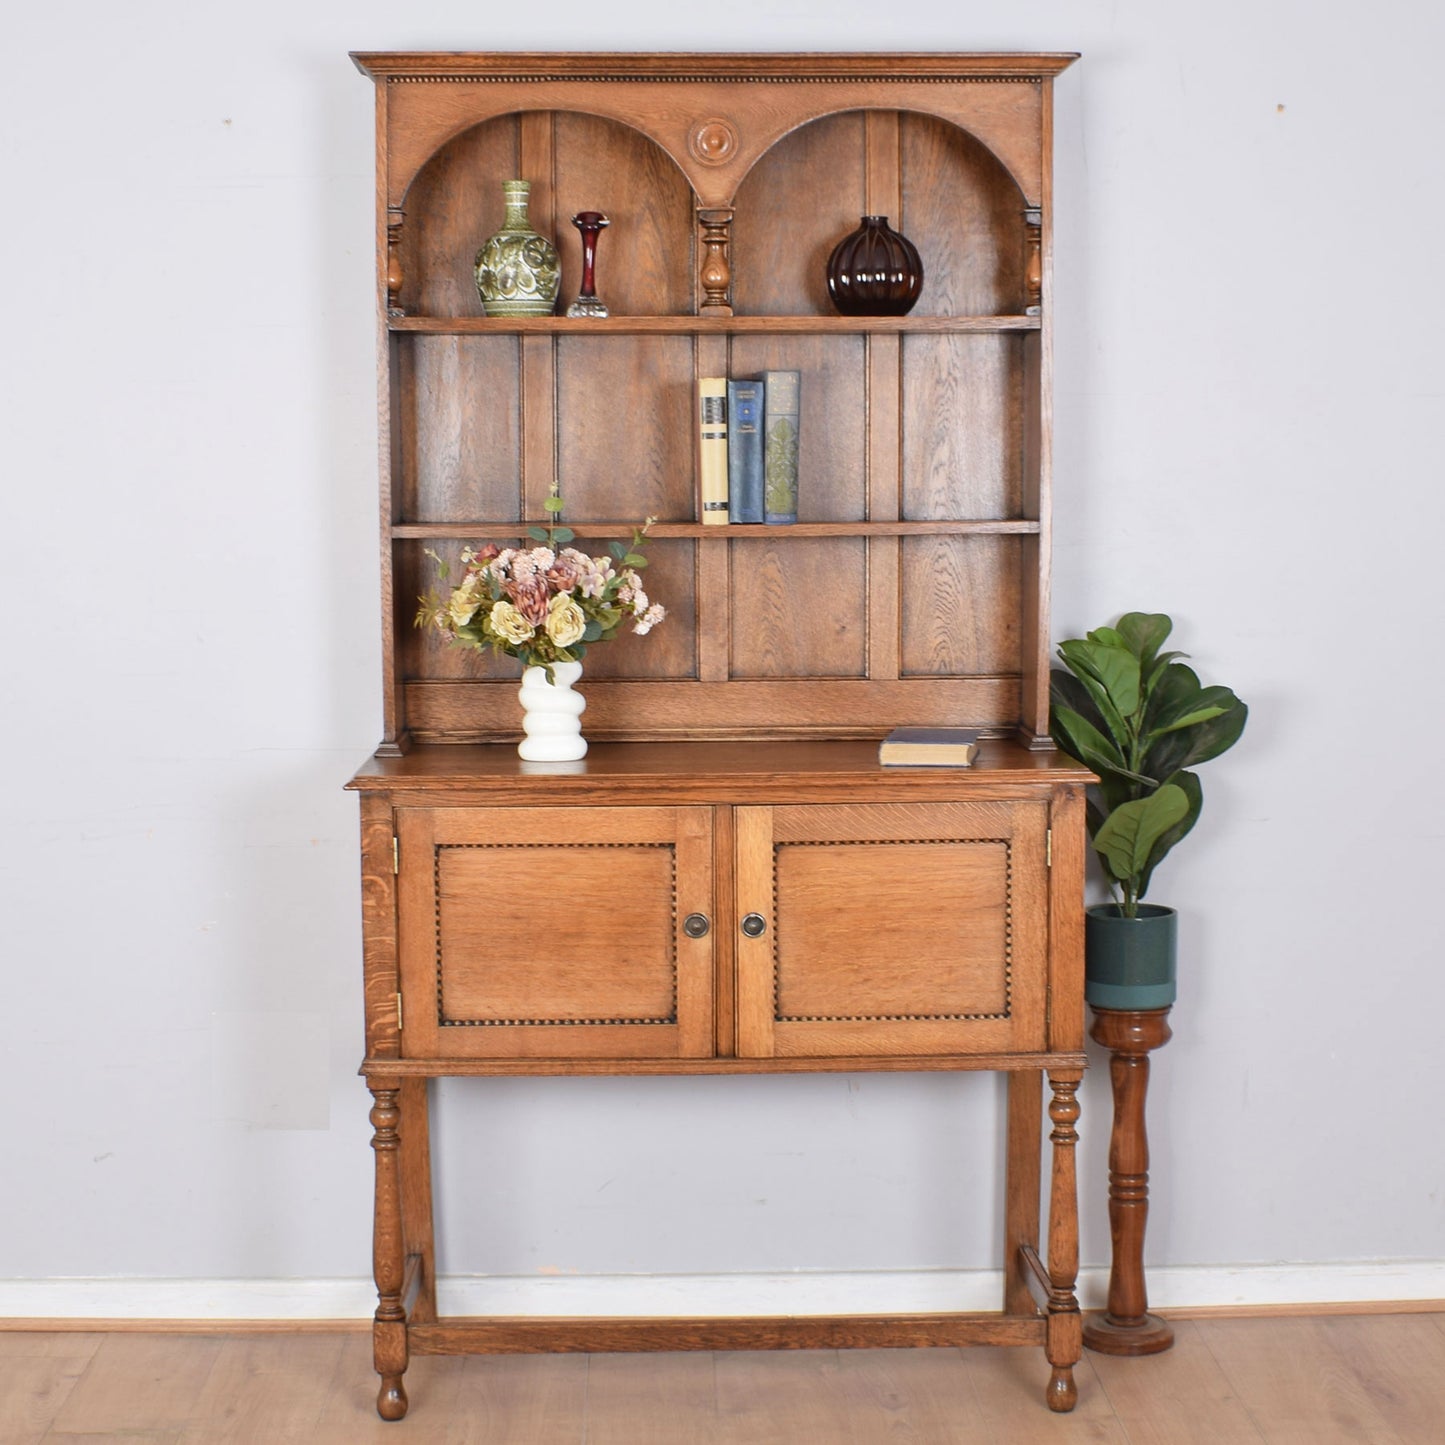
[826,215,924,316]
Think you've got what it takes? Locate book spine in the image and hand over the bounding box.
[762,369,800,525]
[727,379,764,524]
[698,377,729,525]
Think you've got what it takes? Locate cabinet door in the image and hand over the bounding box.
[396,806,715,1061]
[735,801,1049,1058]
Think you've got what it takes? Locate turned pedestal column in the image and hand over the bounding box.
[1082,1006,1175,1356]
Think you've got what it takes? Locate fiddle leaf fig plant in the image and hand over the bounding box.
[1050,612,1247,917]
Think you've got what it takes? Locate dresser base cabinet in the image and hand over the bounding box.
[350,741,1091,1417]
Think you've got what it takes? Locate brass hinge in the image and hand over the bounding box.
[396,991,404,1031]
[392,836,400,875]
[1046,829,1053,867]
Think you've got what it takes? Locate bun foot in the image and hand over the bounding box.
[1084,1308,1174,1355]
[1045,1365,1078,1412]
[377,1376,409,1421]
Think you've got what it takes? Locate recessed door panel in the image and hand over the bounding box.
[398,806,714,1061]
[736,801,1048,1058]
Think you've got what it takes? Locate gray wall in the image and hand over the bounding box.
[4,0,1442,1304]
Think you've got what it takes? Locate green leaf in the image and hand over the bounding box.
[1141,663,1203,736]
[1056,638,1140,747]
[1113,612,1173,667]
[1149,703,1229,737]
[1050,669,1106,733]
[1144,673,1246,772]
[1149,677,1232,731]
[1171,698,1248,769]
[1136,770,1202,899]
[543,495,565,513]
[551,526,575,544]
[1142,648,1186,691]
[1051,706,1156,786]
[624,553,647,567]
[527,526,549,542]
[1051,702,1123,768]
[1092,783,1190,886]
[609,541,626,559]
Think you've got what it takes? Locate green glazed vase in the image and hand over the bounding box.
[1084,903,1177,1010]
[474,180,560,317]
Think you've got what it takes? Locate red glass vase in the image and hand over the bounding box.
[826,215,924,316]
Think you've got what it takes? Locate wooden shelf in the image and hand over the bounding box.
[388,314,1041,336]
[392,519,1043,540]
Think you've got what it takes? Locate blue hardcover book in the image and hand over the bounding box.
[727,379,765,524]
[762,369,801,525]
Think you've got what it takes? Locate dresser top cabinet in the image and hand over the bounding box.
[351,50,1076,753]
[347,52,1089,1420]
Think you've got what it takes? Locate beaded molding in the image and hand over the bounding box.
[433,842,678,1027]
[770,836,1013,1024]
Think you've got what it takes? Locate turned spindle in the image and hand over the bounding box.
[369,1082,410,1418]
[1082,1007,1175,1355]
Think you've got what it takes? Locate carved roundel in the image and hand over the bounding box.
[688,117,739,166]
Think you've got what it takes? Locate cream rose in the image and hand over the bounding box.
[545,593,587,647]
[489,599,535,644]
[448,575,485,627]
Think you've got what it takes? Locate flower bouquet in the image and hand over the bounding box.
[415,488,664,759]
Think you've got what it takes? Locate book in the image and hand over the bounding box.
[726,379,765,524]
[698,377,729,525]
[878,727,980,766]
[761,369,800,525]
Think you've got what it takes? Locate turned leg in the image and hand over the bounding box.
[1083,1007,1175,1355]
[369,1080,410,1420]
[1044,1069,1083,1412]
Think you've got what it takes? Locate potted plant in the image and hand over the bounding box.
[1049,612,1247,1008]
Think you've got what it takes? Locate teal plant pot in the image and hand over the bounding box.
[1085,904,1177,1010]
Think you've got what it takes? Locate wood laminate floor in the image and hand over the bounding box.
[3,1313,1444,1444]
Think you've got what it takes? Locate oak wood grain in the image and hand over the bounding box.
[408,1315,1046,1354]
[399,677,1026,741]
[397,805,715,1062]
[389,314,1042,334]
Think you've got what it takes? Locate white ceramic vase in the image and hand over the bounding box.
[517,661,586,761]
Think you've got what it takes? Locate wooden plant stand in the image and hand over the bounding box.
[1082,1006,1175,1355]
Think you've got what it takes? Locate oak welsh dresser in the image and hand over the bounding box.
[347,50,1090,1419]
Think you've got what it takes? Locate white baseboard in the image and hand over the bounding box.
[3,1261,1445,1322]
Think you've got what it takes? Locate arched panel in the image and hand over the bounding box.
[733,108,1027,319]
[399,111,694,317]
